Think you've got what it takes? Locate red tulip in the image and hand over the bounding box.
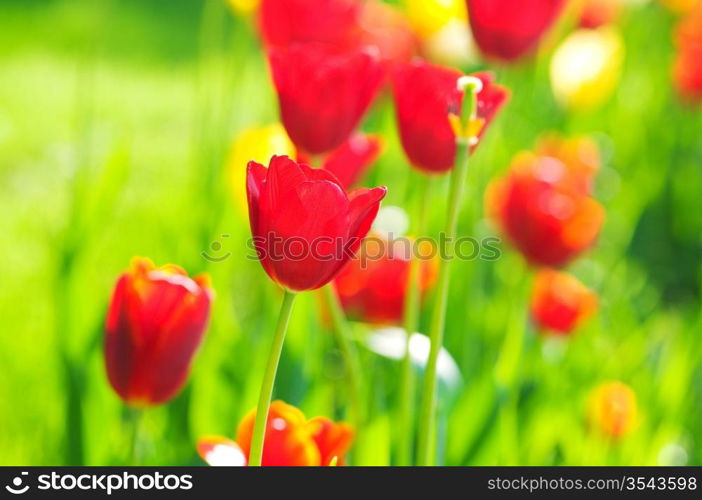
[334,234,438,325]
[486,152,605,268]
[530,268,598,334]
[358,1,419,70]
[104,257,212,406]
[312,133,383,189]
[259,0,417,70]
[268,43,383,156]
[465,0,566,61]
[673,5,702,104]
[392,60,509,174]
[259,0,362,49]
[247,155,387,291]
[197,401,353,466]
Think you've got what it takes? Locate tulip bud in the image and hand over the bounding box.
[104,257,213,407]
[268,43,383,156]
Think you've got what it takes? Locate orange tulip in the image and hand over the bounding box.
[530,269,598,334]
[673,4,702,103]
[587,381,638,438]
[197,401,354,466]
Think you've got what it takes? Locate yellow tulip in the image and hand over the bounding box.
[227,124,295,214]
[550,27,625,111]
[403,0,466,38]
[227,0,260,17]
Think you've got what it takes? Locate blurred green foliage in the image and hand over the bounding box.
[0,0,700,466]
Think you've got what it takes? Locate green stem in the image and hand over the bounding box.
[323,285,364,432]
[126,407,142,465]
[397,178,431,466]
[494,264,529,464]
[249,290,296,466]
[416,140,471,466]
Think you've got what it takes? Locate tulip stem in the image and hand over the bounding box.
[323,285,364,433]
[126,407,142,465]
[417,139,471,466]
[249,290,296,466]
[398,177,430,465]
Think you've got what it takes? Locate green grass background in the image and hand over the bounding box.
[0,0,700,465]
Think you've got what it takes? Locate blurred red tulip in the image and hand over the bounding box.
[534,133,601,195]
[318,133,383,189]
[259,0,362,49]
[268,43,383,156]
[237,401,354,466]
[334,234,439,325]
[486,152,605,267]
[358,1,419,69]
[579,0,621,29]
[104,257,212,406]
[391,60,509,174]
[260,0,417,70]
[465,0,566,61]
[530,268,598,334]
[247,155,386,291]
[673,5,702,103]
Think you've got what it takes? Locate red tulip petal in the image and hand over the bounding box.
[322,133,382,189]
[308,417,354,466]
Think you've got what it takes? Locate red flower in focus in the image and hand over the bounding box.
[486,152,605,267]
[247,155,386,291]
[313,133,383,189]
[259,0,362,49]
[268,43,383,156]
[197,401,354,466]
[392,61,509,174]
[530,268,598,334]
[334,234,439,325]
[465,0,566,61]
[104,258,212,406]
[673,5,702,103]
